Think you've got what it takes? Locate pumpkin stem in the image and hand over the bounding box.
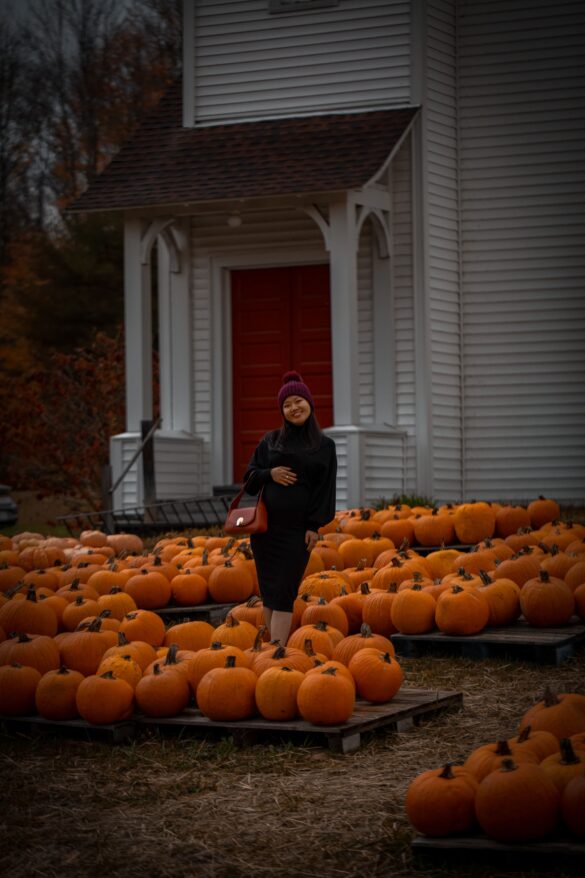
[381,652,393,664]
[359,582,371,595]
[209,641,224,651]
[225,613,239,627]
[438,763,456,779]
[57,666,70,675]
[543,687,560,708]
[152,663,163,676]
[224,655,237,669]
[500,759,519,773]
[116,631,132,646]
[322,666,338,676]
[245,596,262,607]
[16,632,33,643]
[517,726,532,743]
[559,738,581,765]
[479,570,493,586]
[271,645,287,659]
[303,639,316,657]
[164,643,180,665]
[495,740,513,756]
[539,570,551,583]
[359,623,373,638]
[26,584,38,603]
[314,620,328,632]
[100,670,117,679]
[451,585,465,594]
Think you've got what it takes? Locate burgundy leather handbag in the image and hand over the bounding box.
[223,477,268,536]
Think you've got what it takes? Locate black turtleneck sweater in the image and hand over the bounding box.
[243,428,337,532]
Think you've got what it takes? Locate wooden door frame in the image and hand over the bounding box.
[211,247,328,486]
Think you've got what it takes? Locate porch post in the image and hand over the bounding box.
[157,221,192,432]
[328,200,360,425]
[124,217,153,431]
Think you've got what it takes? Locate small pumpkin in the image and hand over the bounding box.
[405,763,479,837]
[196,654,258,721]
[134,661,190,717]
[35,666,84,720]
[76,670,134,724]
[348,649,403,703]
[255,665,305,721]
[296,665,355,725]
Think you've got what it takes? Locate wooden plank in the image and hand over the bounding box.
[411,833,585,871]
[135,688,463,751]
[0,715,136,744]
[153,603,237,626]
[392,618,585,665]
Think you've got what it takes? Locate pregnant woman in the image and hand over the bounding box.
[243,371,337,646]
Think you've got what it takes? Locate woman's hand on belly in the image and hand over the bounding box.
[270,466,297,486]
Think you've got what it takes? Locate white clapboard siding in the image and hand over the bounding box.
[458,0,585,503]
[357,221,375,423]
[153,434,203,500]
[110,433,203,507]
[363,431,406,505]
[191,207,326,491]
[425,0,462,503]
[390,138,417,492]
[110,434,140,510]
[192,0,411,123]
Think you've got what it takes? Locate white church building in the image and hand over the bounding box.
[72,0,585,511]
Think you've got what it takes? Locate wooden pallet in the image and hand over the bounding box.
[0,714,136,744]
[153,602,237,626]
[136,688,463,754]
[411,833,585,871]
[391,618,585,665]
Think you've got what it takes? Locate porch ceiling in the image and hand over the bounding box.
[69,78,419,214]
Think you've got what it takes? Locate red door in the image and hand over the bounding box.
[231,264,333,482]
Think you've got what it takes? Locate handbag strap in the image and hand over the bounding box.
[228,472,264,513]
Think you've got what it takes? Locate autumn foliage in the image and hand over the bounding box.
[0,329,157,505]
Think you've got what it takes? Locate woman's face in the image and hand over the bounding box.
[282,395,311,426]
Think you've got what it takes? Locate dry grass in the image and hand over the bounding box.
[1,652,584,878]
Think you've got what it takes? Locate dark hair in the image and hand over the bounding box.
[267,411,323,453]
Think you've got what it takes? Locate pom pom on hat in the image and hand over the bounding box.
[277,370,315,411]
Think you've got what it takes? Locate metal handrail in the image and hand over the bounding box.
[109,416,162,496]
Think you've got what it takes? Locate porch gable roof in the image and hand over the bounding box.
[70,79,419,213]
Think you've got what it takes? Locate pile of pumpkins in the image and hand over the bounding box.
[406,688,585,841]
[0,496,584,726]
[0,600,403,726]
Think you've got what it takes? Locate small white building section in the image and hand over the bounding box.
[71,0,585,510]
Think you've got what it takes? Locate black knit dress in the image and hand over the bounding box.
[243,428,337,612]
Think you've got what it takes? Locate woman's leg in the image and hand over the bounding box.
[270,610,293,646]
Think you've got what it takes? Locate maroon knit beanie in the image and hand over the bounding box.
[277,370,315,411]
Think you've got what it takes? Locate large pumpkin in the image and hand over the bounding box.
[474,759,559,842]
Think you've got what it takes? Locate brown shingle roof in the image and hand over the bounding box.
[70,79,419,212]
